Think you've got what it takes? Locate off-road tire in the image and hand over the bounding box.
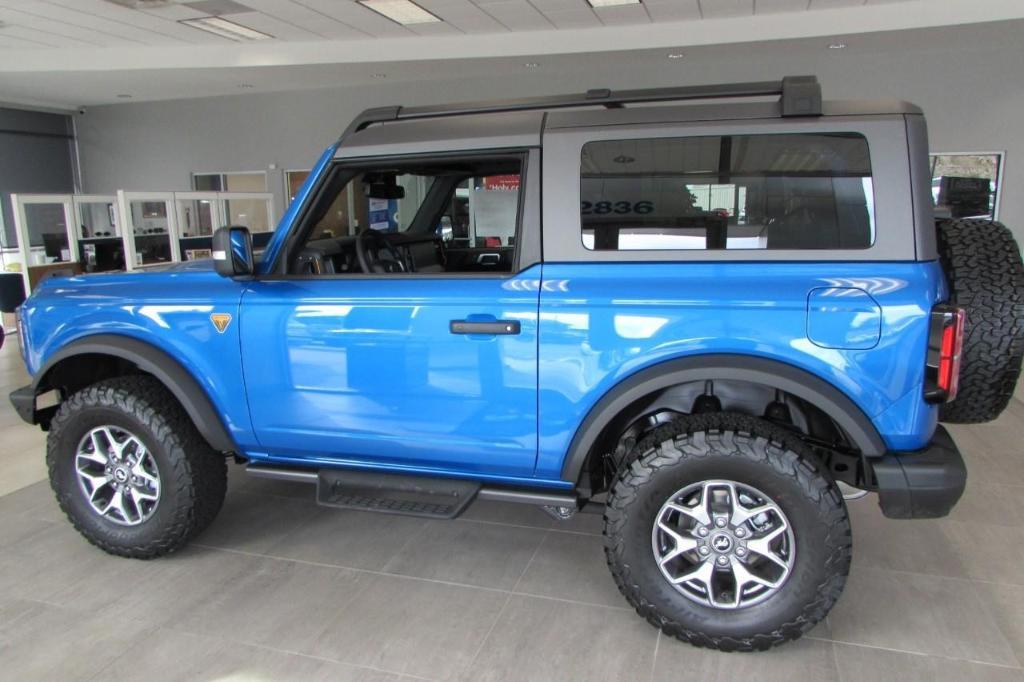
[936,219,1024,423]
[47,375,227,558]
[604,413,850,651]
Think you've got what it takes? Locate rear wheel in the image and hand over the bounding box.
[936,219,1024,423]
[604,413,850,651]
[47,376,227,558]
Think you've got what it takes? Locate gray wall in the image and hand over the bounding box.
[0,107,76,248]
[75,34,1024,242]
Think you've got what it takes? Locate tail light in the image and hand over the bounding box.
[924,304,966,403]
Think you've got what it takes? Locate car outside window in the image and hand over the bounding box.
[581,133,875,251]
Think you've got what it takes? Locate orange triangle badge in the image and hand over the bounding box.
[210,313,232,334]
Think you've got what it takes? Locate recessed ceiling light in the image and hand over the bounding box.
[179,16,272,41]
[667,52,684,59]
[358,0,440,25]
[524,62,540,68]
[116,94,132,99]
[587,0,641,6]
[828,42,847,49]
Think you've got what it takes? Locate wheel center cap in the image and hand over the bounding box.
[113,467,129,483]
[711,533,733,553]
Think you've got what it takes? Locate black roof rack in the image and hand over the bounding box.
[340,75,822,140]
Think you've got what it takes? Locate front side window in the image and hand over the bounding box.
[581,133,874,251]
[289,155,523,275]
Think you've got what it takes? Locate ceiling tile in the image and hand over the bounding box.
[228,0,365,39]
[527,0,584,9]
[41,0,218,44]
[0,8,109,45]
[222,10,321,39]
[407,19,462,34]
[139,3,212,21]
[2,1,175,45]
[754,0,808,13]
[644,0,701,21]
[475,0,553,30]
[593,3,649,26]
[290,0,411,37]
[0,27,59,48]
[699,0,754,18]
[810,0,866,8]
[539,7,601,28]
[416,0,508,33]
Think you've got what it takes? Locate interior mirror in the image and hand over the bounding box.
[365,173,405,200]
[212,225,254,278]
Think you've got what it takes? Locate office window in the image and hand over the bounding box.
[192,171,266,192]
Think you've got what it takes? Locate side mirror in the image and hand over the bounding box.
[212,226,254,278]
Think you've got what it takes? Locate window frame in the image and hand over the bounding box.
[543,115,918,263]
[264,148,539,280]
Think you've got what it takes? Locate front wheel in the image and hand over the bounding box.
[47,376,227,558]
[604,413,850,651]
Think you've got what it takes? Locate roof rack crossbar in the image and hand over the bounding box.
[340,75,821,140]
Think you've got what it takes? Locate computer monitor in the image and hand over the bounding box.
[42,232,68,261]
[89,239,124,272]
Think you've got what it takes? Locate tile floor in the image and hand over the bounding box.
[1,338,1023,681]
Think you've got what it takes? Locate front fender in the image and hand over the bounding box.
[33,334,238,453]
[20,271,253,451]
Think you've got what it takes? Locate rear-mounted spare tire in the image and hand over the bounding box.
[936,219,1024,423]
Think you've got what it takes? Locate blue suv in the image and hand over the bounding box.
[10,76,1024,651]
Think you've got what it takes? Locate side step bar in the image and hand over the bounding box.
[246,465,579,520]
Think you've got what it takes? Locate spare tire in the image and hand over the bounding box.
[936,219,1024,423]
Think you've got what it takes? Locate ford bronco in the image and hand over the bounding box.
[9,76,1024,651]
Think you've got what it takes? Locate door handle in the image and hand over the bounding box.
[450,319,521,335]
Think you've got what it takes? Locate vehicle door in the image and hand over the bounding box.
[238,149,542,480]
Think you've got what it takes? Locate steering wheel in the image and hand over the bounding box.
[355,229,406,274]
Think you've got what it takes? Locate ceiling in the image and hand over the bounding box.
[0,0,1021,109]
[0,0,923,48]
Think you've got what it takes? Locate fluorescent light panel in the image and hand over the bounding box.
[587,0,641,7]
[358,0,440,25]
[179,16,272,41]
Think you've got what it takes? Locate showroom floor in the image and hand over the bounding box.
[1,339,1023,681]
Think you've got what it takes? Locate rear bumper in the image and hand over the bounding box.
[871,425,966,519]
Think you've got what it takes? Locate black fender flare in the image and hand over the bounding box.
[34,334,238,453]
[560,353,887,483]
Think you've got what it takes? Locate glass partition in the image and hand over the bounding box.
[223,192,274,233]
[175,192,220,261]
[74,195,124,273]
[219,192,275,251]
[117,191,178,269]
[11,194,76,293]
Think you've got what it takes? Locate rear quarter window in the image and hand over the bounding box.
[580,133,875,251]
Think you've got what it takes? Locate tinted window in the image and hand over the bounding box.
[580,133,874,251]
